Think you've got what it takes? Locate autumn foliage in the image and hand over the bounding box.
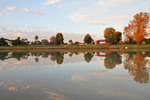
[124,12,149,44]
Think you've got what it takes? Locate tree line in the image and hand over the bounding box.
[0,12,149,46]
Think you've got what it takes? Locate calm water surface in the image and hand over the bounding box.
[0,51,150,100]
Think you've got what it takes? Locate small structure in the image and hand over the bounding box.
[95,39,105,45]
[5,39,13,46]
[96,52,106,57]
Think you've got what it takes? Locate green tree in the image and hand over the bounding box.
[12,37,21,46]
[56,33,64,45]
[34,35,39,41]
[113,31,122,44]
[104,27,116,44]
[0,38,8,46]
[42,39,49,45]
[83,34,93,44]
[104,27,122,44]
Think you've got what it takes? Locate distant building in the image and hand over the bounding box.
[95,39,105,45]
[5,39,13,46]
[95,39,111,45]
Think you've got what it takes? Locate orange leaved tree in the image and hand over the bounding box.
[124,12,149,44]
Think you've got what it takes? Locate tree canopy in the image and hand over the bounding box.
[104,27,122,44]
[50,35,56,45]
[124,12,149,44]
[56,33,64,45]
[0,38,8,46]
[34,35,39,41]
[83,34,93,44]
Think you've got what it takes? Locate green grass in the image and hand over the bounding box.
[0,44,150,52]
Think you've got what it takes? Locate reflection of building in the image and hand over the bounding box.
[96,52,106,57]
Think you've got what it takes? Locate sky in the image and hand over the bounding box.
[0,0,150,42]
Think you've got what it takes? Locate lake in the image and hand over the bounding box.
[0,51,150,100]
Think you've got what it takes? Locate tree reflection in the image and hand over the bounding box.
[49,52,64,64]
[124,52,149,84]
[31,52,42,57]
[69,52,73,57]
[84,52,94,63]
[104,52,122,69]
[49,53,56,62]
[56,52,64,64]
[0,52,9,61]
[41,53,49,58]
[35,58,39,62]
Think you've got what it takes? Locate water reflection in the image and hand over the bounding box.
[0,51,150,100]
[104,52,122,69]
[0,51,150,84]
[124,52,149,84]
[84,52,94,63]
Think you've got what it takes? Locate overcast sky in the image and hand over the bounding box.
[0,0,150,42]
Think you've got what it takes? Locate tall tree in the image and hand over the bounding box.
[34,35,39,41]
[124,22,134,43]
[124,12,149,44]
[104,27,116,44]
[12,37,21,46]
[83,34,93,44]
[56,33,64,45]
[113,31,122,44]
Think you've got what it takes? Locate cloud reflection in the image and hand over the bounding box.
[45,91,69,100]
[0,81,45,92]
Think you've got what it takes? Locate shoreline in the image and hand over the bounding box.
[0,44,150,52]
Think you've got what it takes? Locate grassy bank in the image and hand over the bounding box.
[0,44,150,52]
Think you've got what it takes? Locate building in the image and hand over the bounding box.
[5,39,13,46]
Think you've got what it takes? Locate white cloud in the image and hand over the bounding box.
[21,8,29,12]
[6,6,16,10]
[43,0,62,5]
[85,21,108,25]
[20,8,44,15]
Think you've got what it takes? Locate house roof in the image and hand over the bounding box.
[95,39,105,42]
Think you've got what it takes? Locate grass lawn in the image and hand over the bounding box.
[0,44,150,52]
